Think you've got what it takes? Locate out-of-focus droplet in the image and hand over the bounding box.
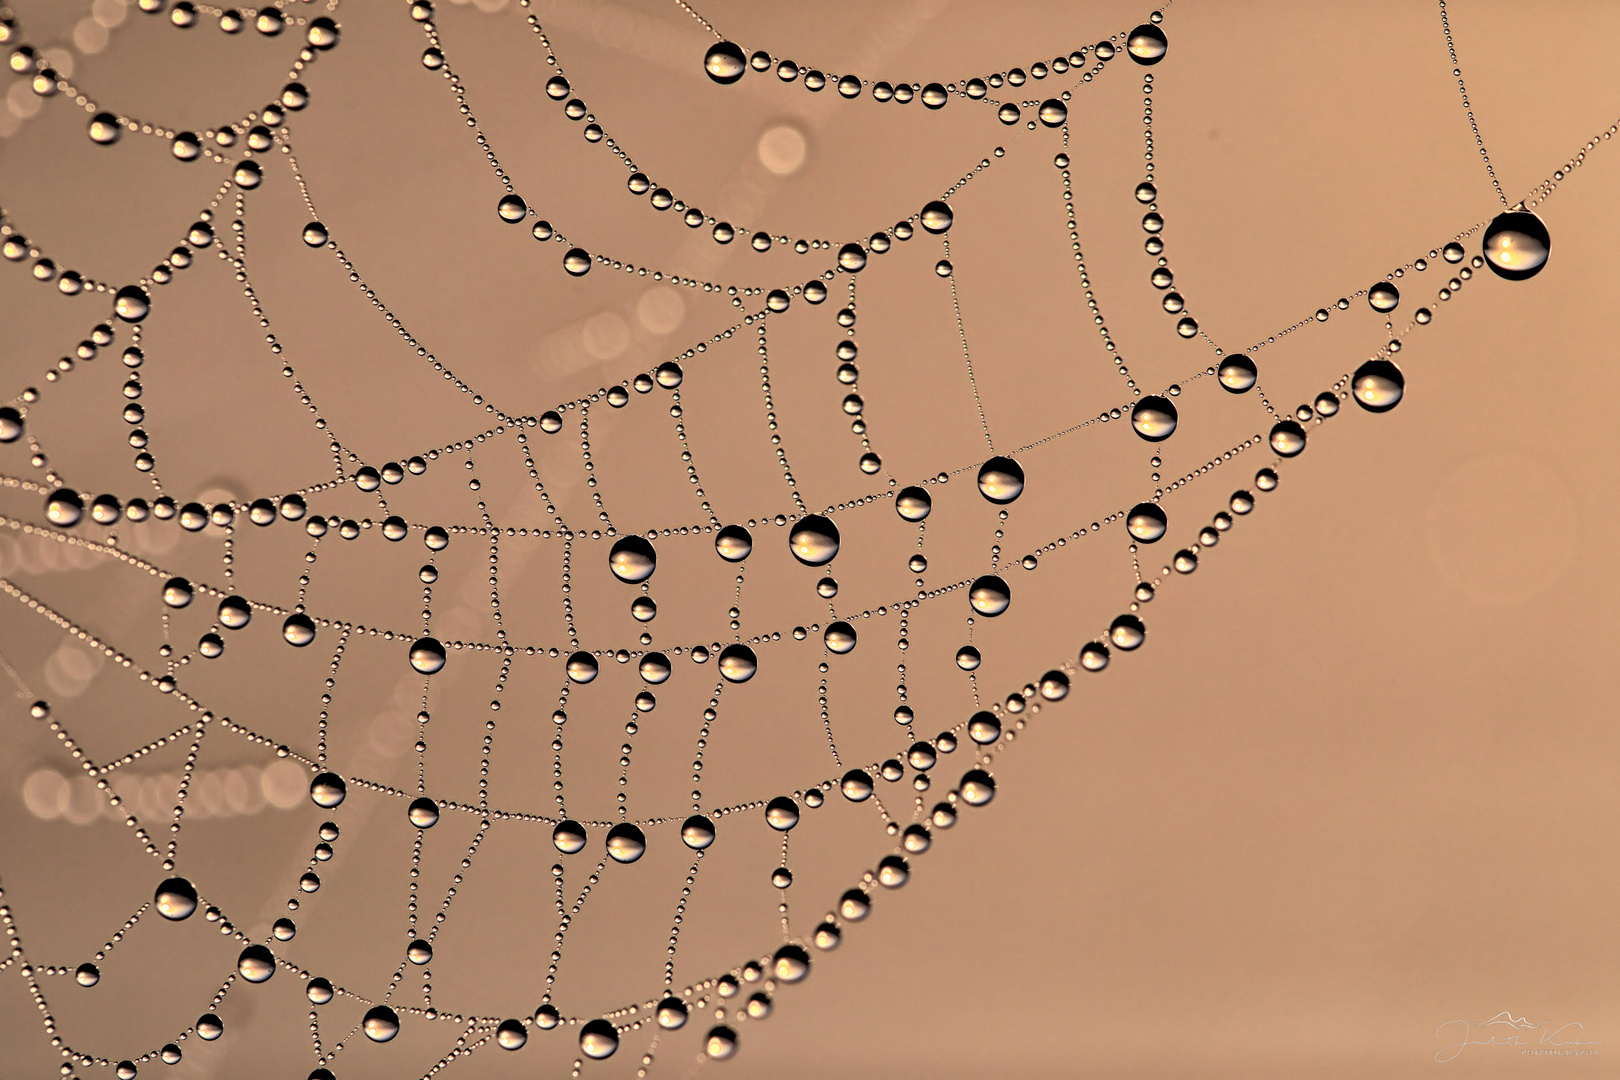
[1351,359,1404,412]
[1482,210,1550,280]
[920,200,953,234]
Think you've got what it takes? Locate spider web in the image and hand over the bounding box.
[0,1,1615,1078]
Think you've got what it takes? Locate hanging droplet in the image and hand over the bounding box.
[718,644,757,683]
[1218,354,1257,393]
[302,222,328,247]
[919,201,953,234]
[161,577,193,609]
[218,596,252,629]
[605,823,646,863]
[1080,641,1110,671]
[706,1027,739,1060]
[638,653,671,684]
[309,772,346,808]
[680,815,715,850]
[237,945,276,983]
[765,796,800,831]
[960,769,997,806]
[968,575,1011,617]
[608,535,657,582]
[1351,359,1404,412]
[553,820,586,854]
[563,248,592,276]
[1038,99,1067,127]
[497,194,527,223]
[955,645,981,670]
[408,797,440,829]
[282,614,316,646]
[840,769,874,801]
[362,1006,400,1042]
[88,113,121,145]
[566,651,599,683]
[113,286,150,322]
[1040,671,1070,700]
[710,524,752,562]
[1269,420,1307,457]
[1131,395,1178,441]
[822,621,857,654]
[307,978,334,1004]
[977,456,1024,504]
[788,515,840,565]
[1110,614,1146,650]
[1368,281,1399,313]
[0,407,22,443]
[196,1014,224,1040]
[496,1019,527,1050]
[895,486,932,521]
[579,1019,620,1060]
[703,41,747,84]
[657,997,689,1029]
[968,711,1001,745]
[1126,502,1168,543]
[407,940,433,965]
[409,637,445,675]
[1482,210,1550,280]
[837,243,868,272]
[1127,24,1168,64]
[154,877,199,920]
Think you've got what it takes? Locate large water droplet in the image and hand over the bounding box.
[162,577,193,608]
[1351,359,1404,412]
[715,524,752,561]
[113,285,150,322]
[1269,420,1307,457]
[1218,355,1257,393]
[362,1005,399,1042]
[606,823,646,863]
[566,651,599,683]
[823,621,857,654]
[282,614,316,647]
[496,1019,527,1050]
[1127,24,1168,64]
[789,515,840,565]
[409,637,445,675]
[1080,641,1110,671]
[639,652,671,683]
[718,644,757,682]
[840,769,874,801]
[408,797,440,829]
[309,772,346,808]
[1126,502,1167,543]
[1110,614,1146,650]
[1482,210,1550,280]
[681,815,715,849]
[1038,99,1067,127]
[237,945,275,983]
[703,42,746,84]
[895,486,932,521]
[657,997,689,1029]
[608,536,656,582]
[553,820,586,854]
[920,201,953,234]
[46,489,83,527]
[1368,281,1399,313]
[218,597,251,629]
[155,877,198,920]
[579,1019,619,1059]
[1131,395,1178,441]
[960,769,996,806]
[968,711,1001,745]
[968,575,1010,616]
[977,457,1024,504]
[765,796,800,831]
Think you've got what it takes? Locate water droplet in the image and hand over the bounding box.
[1218,354,1257,393]
[920,201,953,234]
[497,194,527,223]
[681,815,715,849]
[714,524,752,562]
[1368,281,1399,313]
[998,102,1021,124]
[629,996,681,1035]
[0,407,22,443]
[217,596,251,629]
[362,1005,399,1042]
[608,536,656,583]
[172,132,201,160]
[76,962,100,986]
[1126,502,1167,543]
[1351,359,1404,412]
[638,652,671,684]
[1110,614,1145,650]
[823,621,857,653]
[161,577,193,609]
[1040,671,1070,700]
[765,796,800,831]
[196,1013,223,1040]
[703,41,746,84]
[309,772,346,808]
[837,243,867,272]
[496,1019,527,1050]
[282,614,316,646]
[773,943,810,981]
[788,515,840,565]
[1443,242,1465,263]
[155,877,198,920]
[88,113,120,145]
[718,644,757,682]
[968,575,1011,617]
[566,651,599,683]
[840,769,874,801]
[1038,99,1067,127]
[706,1026,739,1060]
[968,711,1001,745]
[307,16,339,49]
[45,489,83,527]
[237,945,275,983]
[1127,24,1168,64]
[409,637,445,675]
[895,486,932,522]
[1080,642,1110,671]
[407,940,432,965]
[1482,210,1550,280]
[553,820,586,854]
[1269,420,1307,457]
[877,855,910,886]
[977,457,1024,504]
[955,645,981,670]
[301,222,328,248]
[960,769,996,805]
[579,1019,619,1059]
[1131,395,1178,441]
[408,797,440,829]
[563,248,592,276]
[605,822,646,863]
[307,978,334,1004]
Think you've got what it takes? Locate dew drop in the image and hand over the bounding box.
[362,1005,399,1042]
[955,645,981,670]
[1351,359,1404,412]
[788,515,840,565]
[579,1019,619,1059]
[968,575,1011,617]
[680,815,715,850]
[606,822,646,863]
[608,535,657,583]
[1131,395,1178,441]
[408,797,440,829]
[309,773,346,808]
[1218,354,1257,393]
[920,201,953,234]
[1269,420,1307,457]
[553,820,586,854]
[976,456,1024,504]
[1079,641,1110,672]
[1127,24,1168,64]
[496,1019,527,1050]
[155,877,199,920]
[1038,99,1067,127]
[1482,210,1550,280]
[823,621,857,654]
[237,945,275,983]
[566,652,599,683]
[1368,281,1399,313]
[765,796,800,831]
[282,614,316,647]
[1110,614,1146,650]
[409,637,445,675]
[718,644,757,683]
[657,997,689,1029]
[703,41,746,84]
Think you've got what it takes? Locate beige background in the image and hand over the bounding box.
[1,1,1617,1077]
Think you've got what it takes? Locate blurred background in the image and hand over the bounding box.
[0,1,1617,1077]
